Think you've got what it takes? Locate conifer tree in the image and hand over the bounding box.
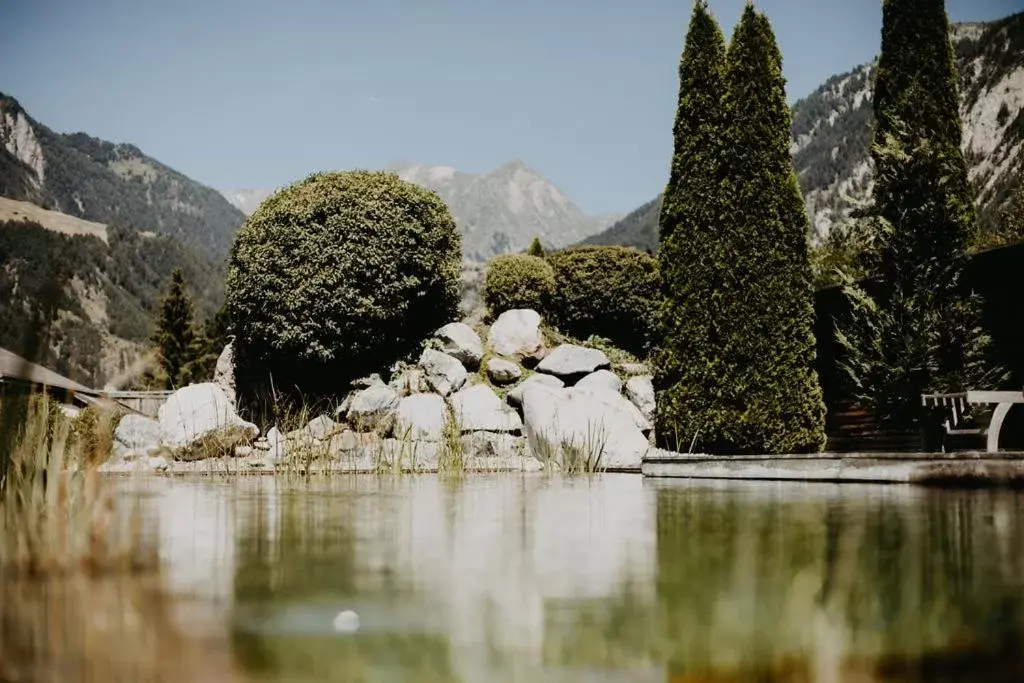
[838,0,1002,433]
[653,0,729,452]
[527,237,545,258]
[152,268,196,388]
[656,3,825,454]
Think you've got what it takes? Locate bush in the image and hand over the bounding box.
[483,254,556,317]
[225,171,462,402]
[547,246,660,357]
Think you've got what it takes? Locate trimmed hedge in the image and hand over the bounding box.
[225,170,462,401]
[547,246,660,357]
[483,254,555,316]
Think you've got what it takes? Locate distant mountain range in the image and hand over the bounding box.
[585,12,1024,253]
[221,160,620,261]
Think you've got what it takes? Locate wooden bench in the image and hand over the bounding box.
[921,390,1024,453]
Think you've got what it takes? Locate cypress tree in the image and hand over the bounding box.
[527,237,545,258]
[152,268,196,388]
[657,2,822,454]
[838,0,1002,434]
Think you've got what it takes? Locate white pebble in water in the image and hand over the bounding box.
[333,609,360,633]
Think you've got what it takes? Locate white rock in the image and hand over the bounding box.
[571,387,652,435]
[213,341,236,406]
[351,374,385,389]
[520,383,649,470]
[574,369,621,394]
[266,426,286,462]
[420,349,468,396]
[348,385,401,431]
[394,394,448,441]
[625,376,656,423]
[486,358,522,385]
[435,322,484,369]
[306,414,338,441]
[506,373,565,407]
[488,309,543,358]
[460,432,530,460]
[450,384,523,433]
[333,610,360,633]
[114,414,164,453]
[157,383,259,456]
[536,344,611,379]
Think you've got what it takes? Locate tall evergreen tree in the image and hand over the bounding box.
[838,0,1002,434]
[152,268,196,388]
[656,3,825,454]
[712,4,825,453]
[653,0,729,452]
[527,237,545,258]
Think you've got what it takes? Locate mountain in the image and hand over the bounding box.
[0,93,232,387]
[222,161,620,262]
[0,92,245,257]
[585,12,1024,253]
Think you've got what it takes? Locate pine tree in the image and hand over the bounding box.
[656,3,825,454]
[838,0,1002,434]
[653,0,729,451]
[527,237,545,258]
[152,269,196,388]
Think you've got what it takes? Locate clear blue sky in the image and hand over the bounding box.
[0,0,1019,216]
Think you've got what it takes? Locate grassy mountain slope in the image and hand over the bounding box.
[0,92,245,257]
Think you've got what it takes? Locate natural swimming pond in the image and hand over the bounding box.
[96,475,1024,681]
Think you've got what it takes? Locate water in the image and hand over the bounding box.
[115,475,1024,682]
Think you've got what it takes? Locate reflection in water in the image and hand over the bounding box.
[121,475,1024,682]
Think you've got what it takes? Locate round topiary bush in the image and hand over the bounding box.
[547,245,661,357]
[483,254,556,316]
[225,170,462,402]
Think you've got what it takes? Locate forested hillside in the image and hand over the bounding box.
[0,218,223,387]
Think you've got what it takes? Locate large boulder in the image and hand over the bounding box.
[420,349,468,396]
[213,341,236,406]
[348,385,401,432]
[506,373,565,407]
[450,384,523,434]
[520,383,649,470]
[574,369,621,394]
[488,309,543,358]
[571,387,652,435]
[486,358,522,385]
[114,414,164,455]
[306,414,339,441]
[435,323,484,369]
[394,393,448,441]
[157,383,259,459]
[625,376,656,423]
[536,344,610,380]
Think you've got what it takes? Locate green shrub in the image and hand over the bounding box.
[483,254,555,316]
[547,246,660,357]
[225,171,462,403]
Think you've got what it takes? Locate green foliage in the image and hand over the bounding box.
[656,3,826,455]
[548,245,660,358]
[151,269,195,388]
[838,0,1005,435]
[527,237,545,258]
[226,170,462,403]
[482,254,555,317]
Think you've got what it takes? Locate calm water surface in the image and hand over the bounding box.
[117,475,1024,682]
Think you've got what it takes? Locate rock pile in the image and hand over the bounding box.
[103,309,657,473]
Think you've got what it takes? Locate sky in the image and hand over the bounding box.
[0,0,1020,217]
